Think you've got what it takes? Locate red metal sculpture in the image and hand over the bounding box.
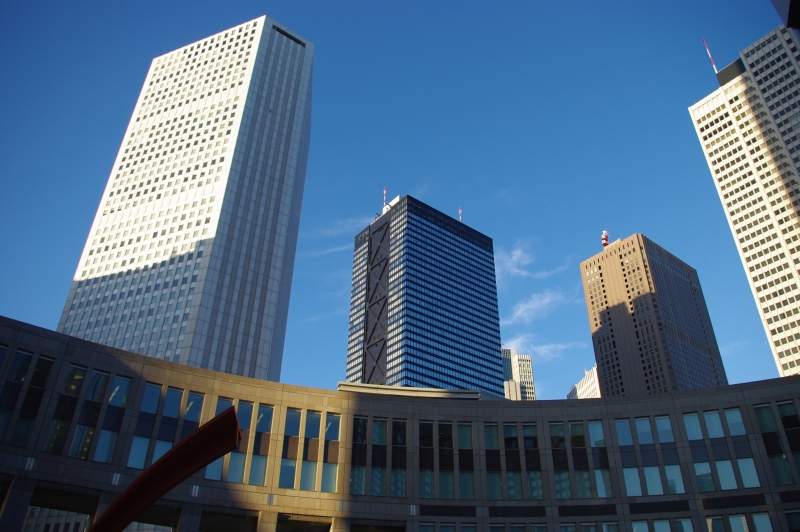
[89,406,240,532]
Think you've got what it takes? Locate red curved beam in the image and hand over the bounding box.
[89,406,240,532]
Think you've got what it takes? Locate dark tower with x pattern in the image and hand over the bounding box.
[345,195,504,396]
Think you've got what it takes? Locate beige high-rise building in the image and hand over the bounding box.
[689,26,800,377]
[567,366,601,399]
[501,348,535,400]
[581,233,727,397]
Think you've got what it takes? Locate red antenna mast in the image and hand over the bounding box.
[702,39,718,74]
[383,187,386,208]
[601,229,609,248]
[458,207,463,223]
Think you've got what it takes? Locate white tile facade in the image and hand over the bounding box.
[690,26,800,377]
[501,348,536,401]
[57,16,314,381]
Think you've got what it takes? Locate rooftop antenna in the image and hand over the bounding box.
[601,229,609,248]
[459,207,463,223]
[702,39,718,74]
[383,187,386,208]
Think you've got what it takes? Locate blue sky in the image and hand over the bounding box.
[0,1,786,398]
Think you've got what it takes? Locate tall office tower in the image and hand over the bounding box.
[689,26,800,377]
[346,195,504,395]
[581,233,728,397]
[501,348,536,400]
[567,366,601,399]
[56,16,314,381]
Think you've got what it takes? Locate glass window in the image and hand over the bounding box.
[440,470,454,499]
[7,351,32,383]
[751,514,773,532]
[737,457,760,487]
[216,397,233,415]
[570,423,586,447]
[228,452,246,483]
[325,413,340,440]
[704,411,724,438]
[350,465,366,495]
[550,422,566,449]
[484,424,499,449]
[392,419,406,446]
[665,464,685,494]
[769,455,794,484]
[152,440,172,462]
[29,356,54,388]
[127,436,149,469]
[279,457,296,489]
[694,462,714,492]
[575,470,592,498]
[440,422,454,448]
[463,526,478,532]
[653,521,670,532]
[420,469,434,498]
[632,522,649,532]
[205,457,223,481]
[635,418,653,444]
[724,409,746,436]
[706,517,724,532]
[391,468,406,497]
[753,405,777,432]
[250,455,267,486]
[238,401,253,431]
[504,424,519,449]
[63,365,87,396]
[419,525,434,532]
[676,520,694,532]
[305,411,321,439]
[256,404,274,433]
[184,392,204,423]
[728,516,747,532]
[141,383,161,413]
[602,523,620,532]
[442,525,456,532]
[562,525,576,532]
[526,470,543,499]
[595,469,613,498]
[85,371,109,402]
[644,466,663,495]
[523,424,538,448]
[655,416,674,443]
[623,468,642,496]
[300,460,317,491]
[486,471,502,500]
[555,470,571,499]
[419,421,433,447]
[588,421,605,447]
[683,414,703,440]
[285,408,301,437]
[615,419,633,446]
[716,460,737,490]
[93,430,117,463]
[458,423,472,448]
[162,387,182,418]
[107,377,131,407]
[777,401,800,428]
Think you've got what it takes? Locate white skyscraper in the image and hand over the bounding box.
[689,26,800,377]
[567,366,601,400]
[57,16,313,381]
[501,348,535,400]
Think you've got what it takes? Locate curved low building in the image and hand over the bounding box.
[0,315,799,532]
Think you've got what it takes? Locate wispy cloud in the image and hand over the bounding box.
[313,216,374,238]
[495,243,571,282]
[501,289,567,325]
[495,245,534,281]
[504,333,585,363]
[306,244,352,257]
[719,341,745,359]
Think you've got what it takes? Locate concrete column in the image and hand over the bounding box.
[257,510,279,532]
[177,502,203,532]
[0,476,35,532]
[331,517,351,532]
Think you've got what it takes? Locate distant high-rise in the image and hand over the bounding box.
[567,366,600,399]
[581,233,727,397]
[501,348,535,400]
[689,26,800,377]
[57,16,314,380]
[346,195,504,396]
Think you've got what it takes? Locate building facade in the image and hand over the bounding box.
[56,16,314,381]
[345,195,504,396]
[2,316,800,532]
[502,349,536,401]
[581,234,727,398]
[688,26,800,377]
[567,367,601,400]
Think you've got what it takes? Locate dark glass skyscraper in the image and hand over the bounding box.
[346,195,504,396]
